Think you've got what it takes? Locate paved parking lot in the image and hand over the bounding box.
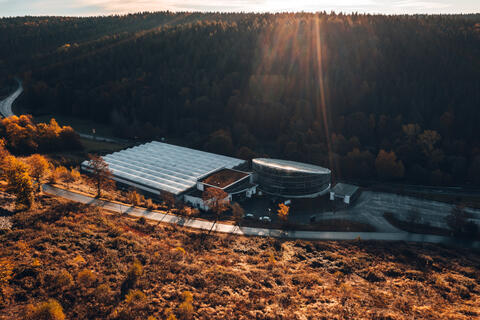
[241,191,480,233]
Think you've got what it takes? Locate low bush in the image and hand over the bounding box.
[25,299,65,320]
[177,291,194,320]
[51,270,73,290]
[94,284,112,304]
[124,289,147,306]
[120,260,143,298]
[77,268,96,287]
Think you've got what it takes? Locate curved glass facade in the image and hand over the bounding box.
[252,158,331,198]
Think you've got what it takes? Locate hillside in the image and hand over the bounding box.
[2,12,480,187]
[1,193,480,319]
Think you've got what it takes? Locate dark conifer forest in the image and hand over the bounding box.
[1,12,480,186]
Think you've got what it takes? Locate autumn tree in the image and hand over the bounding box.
[418,130,441,156]
[0,115,81,153]
[87,154,113,198]
[25,154,50,194]
[4,155,34,210]
[204,130,234,156]
[277,203,290,223]
[0,139,10,176]
[375,150,405,180]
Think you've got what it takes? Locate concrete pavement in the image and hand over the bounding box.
[43,185,480,249]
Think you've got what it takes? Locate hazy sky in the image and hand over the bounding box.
[1,0,479,17]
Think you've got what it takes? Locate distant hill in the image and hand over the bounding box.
[2,12,480,186]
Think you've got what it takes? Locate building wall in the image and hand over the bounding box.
[184,194,231,211]
[253,162,331,198]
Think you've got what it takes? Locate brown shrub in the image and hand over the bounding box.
[120,260,143,297]
[177,291,194,320]
[125,289,147,307]
[51,270,73,290]
[94,283,112,304]
[144,198,157,210]
[77,268,96,287]
[25,299,65,320]
[127,190,144,207]
[53,166,76,183]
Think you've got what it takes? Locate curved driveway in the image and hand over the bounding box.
[43,185,480,249]
[0,79,23,118]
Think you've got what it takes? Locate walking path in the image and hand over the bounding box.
[43,185,480,249]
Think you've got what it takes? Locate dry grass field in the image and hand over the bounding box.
[1,193,480,320]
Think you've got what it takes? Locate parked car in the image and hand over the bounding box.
[244,213,255,220]
[259,216,272,223]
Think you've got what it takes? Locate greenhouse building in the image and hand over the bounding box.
[81,141,247,197]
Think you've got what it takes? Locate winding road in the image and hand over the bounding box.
[43,185,480,249]
[0,79,23,118]
[0,80,124,143]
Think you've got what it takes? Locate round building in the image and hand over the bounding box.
[252,158,331,198]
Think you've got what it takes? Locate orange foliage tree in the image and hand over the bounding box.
[0,115,81,153]
[375,150,405,180]
[0,139,11,175]
[25,154,51,194]
[277,203,290,223]
[3,155,34,210]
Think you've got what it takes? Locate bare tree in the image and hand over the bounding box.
[202,187,230,235]
[87,154,113,198]
[231,202,245,226]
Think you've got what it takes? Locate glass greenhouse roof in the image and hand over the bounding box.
[81,141,246,195]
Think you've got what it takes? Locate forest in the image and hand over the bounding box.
[1,12,480,186]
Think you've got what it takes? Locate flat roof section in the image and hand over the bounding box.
[201,169,249,189]
[253,158,331,175]
[81,141,246,196]
[331,183,360,197]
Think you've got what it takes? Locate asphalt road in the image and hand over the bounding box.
[0,81,125,143]
[43,185,480,249]
[0,79,23,118]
